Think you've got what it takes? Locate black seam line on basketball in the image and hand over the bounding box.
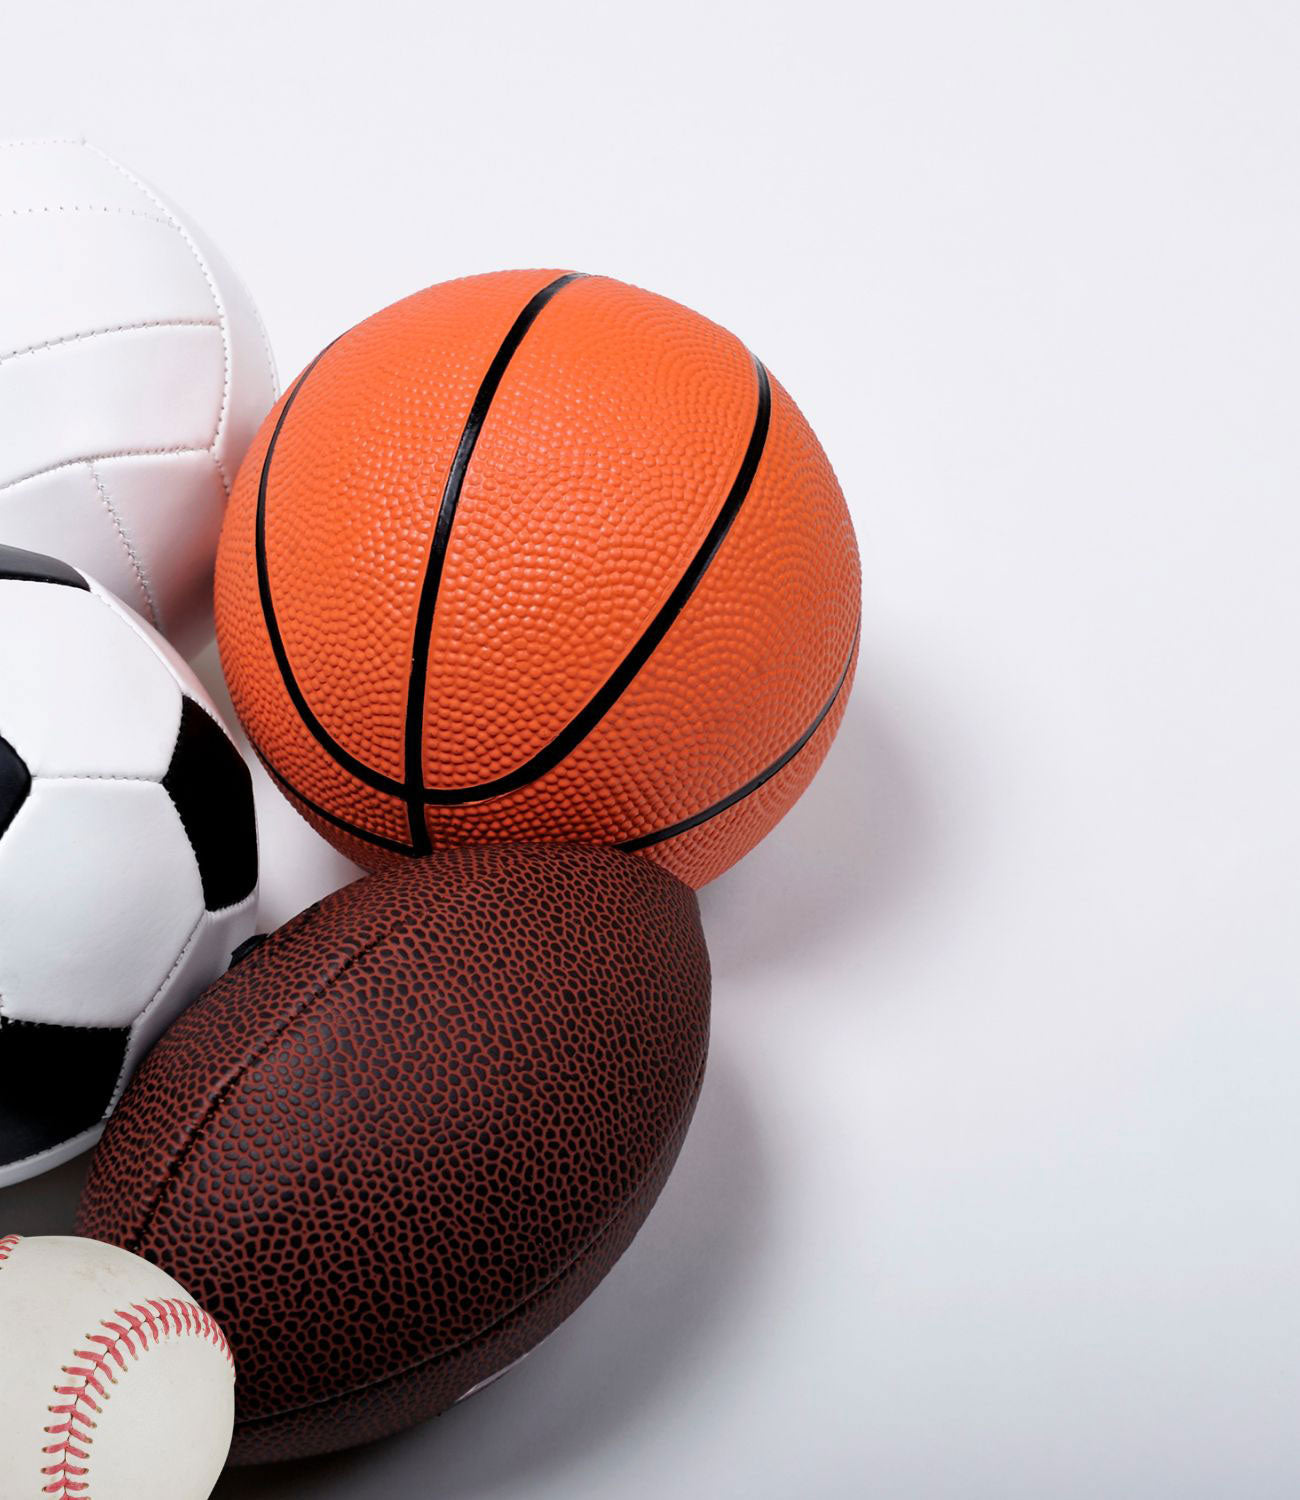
[401,271,588,848]
[253,316,770,814]
[255,336,408,800]
[415,355,773,809]
[249,738,419,857]
[233,1054,707,1432]
[616,619,860,852]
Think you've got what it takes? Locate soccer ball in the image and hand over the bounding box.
[0,139,277,650]
[0,545,259,1186]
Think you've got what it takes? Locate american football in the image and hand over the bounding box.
[76,844,710,1463]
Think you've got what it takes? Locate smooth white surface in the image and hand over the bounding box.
[0,140,276,649]
[1,3,1297,1496]
[0,777,203,1026]
[0,578,257,1177]
[0,581,182,778]
[0,1235,234,1500]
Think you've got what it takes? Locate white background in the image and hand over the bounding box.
[3,3,1299,1495]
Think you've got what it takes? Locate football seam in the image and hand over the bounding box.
[114,923,401,1257]
[102,893,707,1433]
[232,1048,709,1434]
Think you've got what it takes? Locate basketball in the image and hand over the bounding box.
[215,270,859,886]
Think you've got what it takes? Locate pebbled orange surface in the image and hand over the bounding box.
[216,270,860,884]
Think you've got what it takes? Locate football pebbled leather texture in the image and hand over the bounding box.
[77,844,711,1464]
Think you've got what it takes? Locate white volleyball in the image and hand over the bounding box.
[0,139,277,650]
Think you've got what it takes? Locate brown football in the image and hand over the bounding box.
[76,844,710,1464]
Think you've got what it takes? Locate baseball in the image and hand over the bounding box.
[0,1234,234,1500]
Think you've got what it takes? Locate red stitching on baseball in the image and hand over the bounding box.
[40,1297,231,1498]
[0,1233,19,1266]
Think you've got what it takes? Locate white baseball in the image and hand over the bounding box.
[0,1235,234,1500]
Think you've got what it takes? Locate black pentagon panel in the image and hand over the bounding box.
[0,544,89,589]
[0,734,30,838]
[0,1015,130,1167]
[163,697,258,911]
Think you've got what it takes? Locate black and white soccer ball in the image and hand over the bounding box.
[0,545,258,1186]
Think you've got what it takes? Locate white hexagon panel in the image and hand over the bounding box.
[0,546,259,1185]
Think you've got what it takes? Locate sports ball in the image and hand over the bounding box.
[78,844,710,1463]
[0,138,277,650]
[215,270,859,885]
[0,545,258,1187]
[0,1234,233,1500]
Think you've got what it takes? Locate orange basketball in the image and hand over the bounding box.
[215,270,860,887]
